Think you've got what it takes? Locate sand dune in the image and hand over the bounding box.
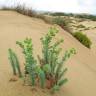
[84,29,96,54]
[0,11,96,96]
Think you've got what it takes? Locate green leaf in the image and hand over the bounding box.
[57,78,68,87]
[12,51,22,78]
[42,64,51,73]
[58,68,68,80]
[51,85,60,94]
[8,48,17,75]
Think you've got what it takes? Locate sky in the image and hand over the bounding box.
[0,0,96,14]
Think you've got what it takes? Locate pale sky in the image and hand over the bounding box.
[0,0,96,14]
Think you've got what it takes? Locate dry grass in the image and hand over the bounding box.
[1,5,36,17]
[1,5,52,24]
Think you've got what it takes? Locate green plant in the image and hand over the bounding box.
[8,27,76,93]
[8,49,16,76]
[73,32,92,48]
[39,27,76,92]
[52,17,72,32]
[16,38,45,88]
[8,48,22,77]
[75,14,96,21]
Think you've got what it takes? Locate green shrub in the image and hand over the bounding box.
[52,17,72,32]
[50,12,74,17]
[8,48,22,77]
[16,38,37,86]
[39,27,76,92]
[8,27,76,93]
[16,38,45,88]
[75,14,96,21]
[73,32,92,48]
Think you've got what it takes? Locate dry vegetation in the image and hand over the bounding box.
[1,5,93,48]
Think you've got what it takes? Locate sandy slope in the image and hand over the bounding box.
[0,11,96,96]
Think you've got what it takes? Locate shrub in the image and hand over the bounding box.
[52,17,72,33]
[73,32,92,48]
[16,38,45,88]
[8,27,76,93]
[50,12,74,17]
[15,5,36,17]
[8,48,22,77]
[1,5,36,17]
[39,27,76,92]
[75,14,96,21]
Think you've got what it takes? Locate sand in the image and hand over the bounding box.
[0,11,96,96]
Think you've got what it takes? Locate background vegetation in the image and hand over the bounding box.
[1,5,92,48]
[50,12,96,21]
[52,17,72,33]
[73,32,92,48]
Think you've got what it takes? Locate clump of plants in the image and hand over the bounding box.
[39,27,76,93]
[16,38,45,88]
[15,5,38,17]
[2,5,36,17]
[52,17,72,33]
[76,24,86,29]
[8,27,76,93]
[73,32,92,48]
[75,14,96,21]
